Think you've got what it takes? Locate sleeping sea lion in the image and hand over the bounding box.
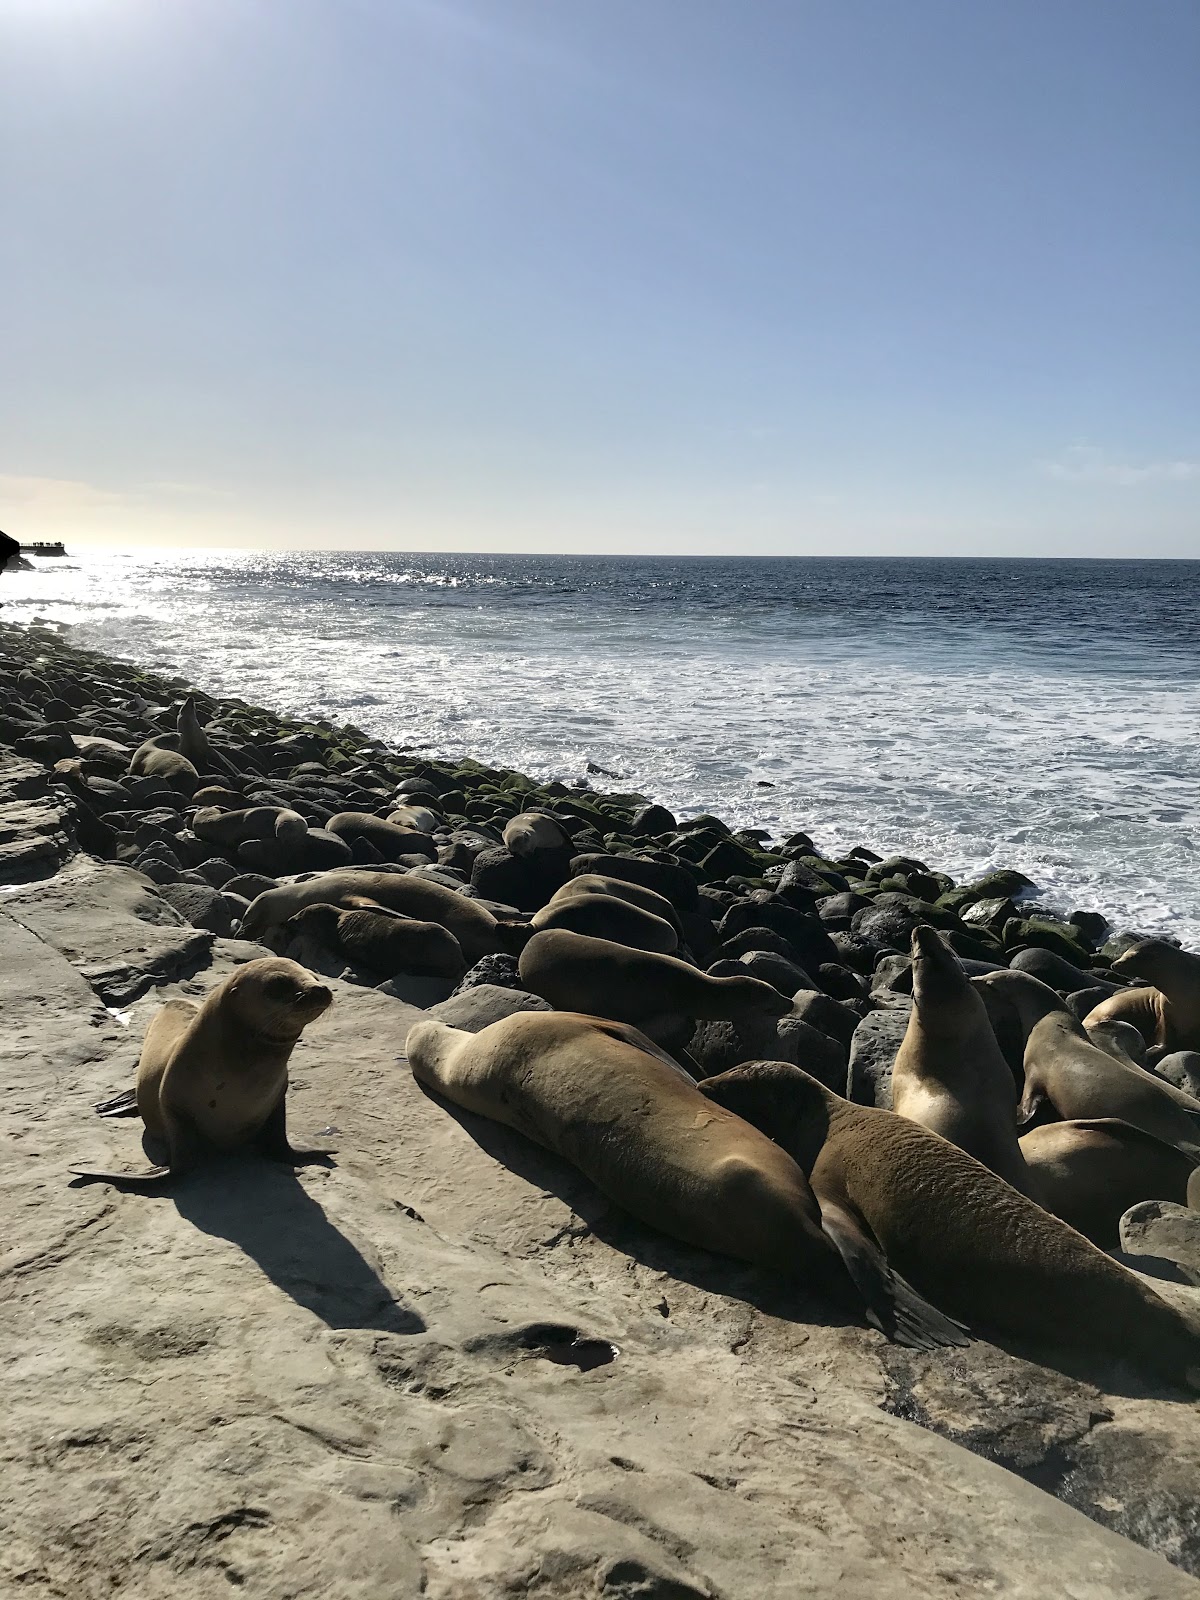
[239,869,518,964]
[193,805,307,848]
[1019,1118,1198,1247]
[283,902,465,980]
[697,1061,1200,1388]
[530,891,679,954]
[387,804,441,835]
[503,811,571,858]
[890,927,1033,1194]
[549,873,681,932]
[405,1011,964,1349]
[325,812,438,861]
[127,742,199,794]
[518,929,790,1042]
[70,958,333,1187]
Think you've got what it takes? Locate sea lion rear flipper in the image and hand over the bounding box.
[94,1089,139,1118]
[68,1163,172,1187]
[254,1090,336,1167]
[818,1198,970,1351]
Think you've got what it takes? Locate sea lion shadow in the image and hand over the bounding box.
[416,1083,854,1335]
[172,1158,426,1336]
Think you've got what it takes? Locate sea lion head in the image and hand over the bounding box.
[404,1018,470,1085]
[226,957,332,1041]
[909,925,971,1029]
[1112,938,1184,984]
[711,973,793,1019]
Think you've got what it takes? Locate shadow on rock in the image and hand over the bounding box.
[415,1081,856,1336]
[173,1158,425,1335]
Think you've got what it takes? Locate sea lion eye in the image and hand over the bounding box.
[264,977,296,1001]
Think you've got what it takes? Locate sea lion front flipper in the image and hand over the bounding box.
[817,1197,970,1351]
[68,1163,173,1187]
[253,1090,336,1167]
[94,1089,139,1118]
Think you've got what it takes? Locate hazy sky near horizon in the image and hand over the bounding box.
[2,0,1198,556]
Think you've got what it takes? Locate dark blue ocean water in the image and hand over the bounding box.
[6,551,1199,942]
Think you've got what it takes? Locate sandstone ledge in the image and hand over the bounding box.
[2,855,1200,1598]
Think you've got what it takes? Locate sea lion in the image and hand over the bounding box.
[127,743,200,794]
[283,902,465,980]
[697,1061,1200,1387]
[890,928,1033,1194]
[239,868,517,964]
[193,805,307,848]
[1190,1167,1200,1210]
[1090,938,1200,1055]
[406,1012,964,1349]
[70,958,333,1187]
[1084,1018,1148,1069]
[569,852,701,914]
[550,873,681,932]
[518,929,790,1042]
[387,804,441,835]
[325,812,438,862]
[1020,1007,1200,1152]
[530,891,679,954]
[1019,1119,1198,1247]
[503,811,570,857]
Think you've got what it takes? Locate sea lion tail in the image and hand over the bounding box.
[68,1164,172,1188]
[94,1089,139,1118]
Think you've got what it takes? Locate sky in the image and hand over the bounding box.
[1,0,1197,556]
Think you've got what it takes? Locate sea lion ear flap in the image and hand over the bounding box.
[816,1196,970,1352]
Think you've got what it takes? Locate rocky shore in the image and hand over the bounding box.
[3,615,1200,1597]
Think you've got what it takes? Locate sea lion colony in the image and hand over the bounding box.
[3,619,1200,1388]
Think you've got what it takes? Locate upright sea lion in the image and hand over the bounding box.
[71,958,333,1187]
[530,891,679,954]
[406,1012,964,1349]
[283,902,465,980]
[697,1061,1200,1387]
[1190,1167,1200,1210]
[239,869,518,964]
[1019,1119,1197,1247]
[518,929,790,1042]
[890,928,1033,1194]
[1021,1009,1200,1154]
[1088,938,1200,1055]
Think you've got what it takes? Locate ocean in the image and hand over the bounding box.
[4,549,1198,946]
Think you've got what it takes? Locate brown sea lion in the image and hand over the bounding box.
[1190,1167,1200,1210]
[127,743,199,794]
[239,869,518,964]
[1020,1009,1200,1154]
[1019,1118,1198,1247]
[550,873,681,932]
[518,929,790,1043]
[283,902,465,980]
[70,958,333,1188]
[697,1061,1200,1388]
[891,928,1033,1194]
[405,1012,964,1349]
[386,804,441,834]
[530,891,679,954]
[503,811,571,857]
[1088,939,1200,1055]
[193,805,307,848]
[325,812,438,861]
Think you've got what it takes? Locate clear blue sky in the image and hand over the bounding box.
[2,0,1197,554]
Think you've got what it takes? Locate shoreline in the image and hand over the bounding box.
[0,614,1169,970]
